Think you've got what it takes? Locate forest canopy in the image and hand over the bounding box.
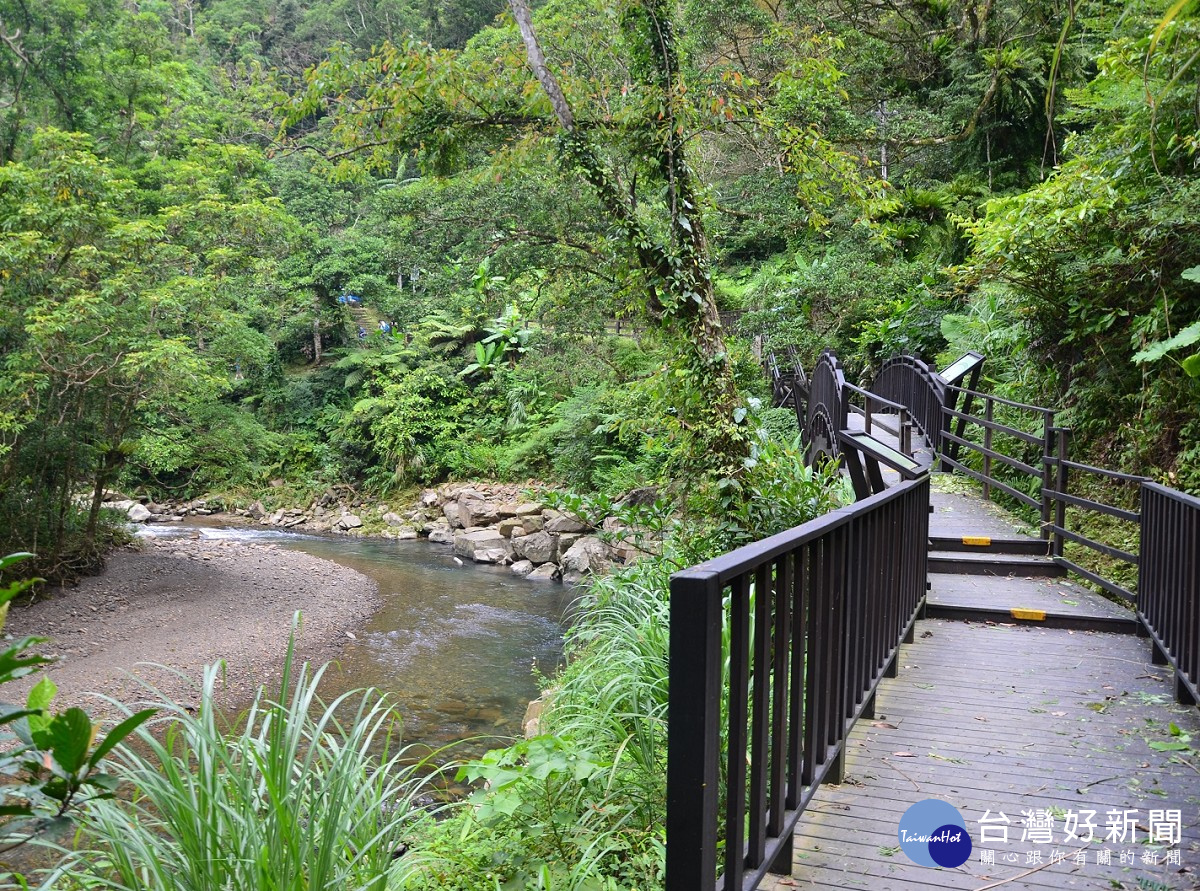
[0,0,1197,577]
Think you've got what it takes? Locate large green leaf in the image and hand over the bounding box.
[1132,321,1200,364]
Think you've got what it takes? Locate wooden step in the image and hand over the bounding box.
[928,550,1065,577]
[929,534,1049,556]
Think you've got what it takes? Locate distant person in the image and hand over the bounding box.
[379,320,392,334]
[357,325,367,339]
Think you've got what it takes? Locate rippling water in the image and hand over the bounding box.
[140,525,576,758]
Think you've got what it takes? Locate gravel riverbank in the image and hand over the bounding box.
[3,534,380,723]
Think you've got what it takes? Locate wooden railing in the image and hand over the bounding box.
[871,355,943,452]
[1138,484,1200,705]
[666,476,930,890]
[1044,435,1145,600]
[938,384,1056,539]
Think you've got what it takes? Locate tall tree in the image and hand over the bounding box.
[290,0,757,475]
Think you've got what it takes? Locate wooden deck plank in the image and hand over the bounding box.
[928,573,1131,621]
[928,481,1041,540]
[764,620,1200,891]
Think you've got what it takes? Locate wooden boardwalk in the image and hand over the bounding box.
[760,483,1200,891]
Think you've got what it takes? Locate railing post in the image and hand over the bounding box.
[1053,428,1071,558]
[1040,410,1055,541]
[982,399,993,500]
[666,571,723,891]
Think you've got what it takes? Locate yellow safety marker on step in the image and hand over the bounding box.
[962,536,991,546]
[1011,608,1046,621]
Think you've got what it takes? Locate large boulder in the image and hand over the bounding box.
[497,517,525,538]
[526,562,561,582]
[126,503,152,523]
[335,514,363,531]
[382,511,406,527]
[510,559,535,577]
[514,502,543,518]
[454,529,512,564]
[544,511,589,534]
[458,495,498,528]
[428,527,454,544]
[560,536,611,583]
[443,501,464,528]
[495,501,522,519]
[517,513,544,533]
[511,531,556,564]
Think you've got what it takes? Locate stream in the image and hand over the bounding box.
[141,525,577,759]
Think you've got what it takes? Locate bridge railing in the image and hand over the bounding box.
[1044,432,1145,601]
[938,384,1056,539]
[666,475,930,890]
[1138,483,1200,705]
[842,381,914,456]
[872,355,943,452]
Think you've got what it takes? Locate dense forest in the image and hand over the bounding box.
[1,0,1197,578]
[0,0,1198,887]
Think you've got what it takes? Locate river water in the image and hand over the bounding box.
[141,525,576,759]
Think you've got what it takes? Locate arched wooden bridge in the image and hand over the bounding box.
[668,350,1200,890]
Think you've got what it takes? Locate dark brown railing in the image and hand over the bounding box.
[939,384,1056,539]
[871,355,942,452]
[1044,433,1145,600]
[804,350,847,462]
[1138,484,1200,705]
[842,380,914,456]
[666,475,930,890]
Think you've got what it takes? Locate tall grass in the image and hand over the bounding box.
[49,643,435,891]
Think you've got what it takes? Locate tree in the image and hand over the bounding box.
[289,0,761,476]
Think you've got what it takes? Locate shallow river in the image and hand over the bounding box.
[144,525,576,758]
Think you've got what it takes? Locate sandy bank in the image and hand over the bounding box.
[3,536,380,722]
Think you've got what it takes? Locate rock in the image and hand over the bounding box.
[560,536,611,583]
[269,478,285,488]
[544,511,589,534]
[523,696,546,737]
[126,503,152,523]
[526,562,561,582]
[619,485,659,507]
[420,489,441,508]
[601,516,627,533]
[443,502,463,528]
[458,496,498,528]
[382,512,406,527]
[247,501,266,519]
[453,529,512,564]
[510,559,535,577]
[557,532,582,554]
[428,528,454,544]
[518,514,544,533]
[514,502,543,518]
[335,514,363,531]
[394,528,419,540]
[495,501,522,519]
[497,517,525,538]
[511,531,557,564]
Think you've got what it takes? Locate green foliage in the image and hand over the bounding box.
[0,554,153,880]
[59,639,434,891]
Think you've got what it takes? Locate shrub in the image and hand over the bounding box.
[56,642,435,891]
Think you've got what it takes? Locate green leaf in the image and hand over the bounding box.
[44,708,95,774]
[88,709,155,768]
[1182,266,1200,284]
[26,676,56,714]
[1132,321,1200,364]
[1183,353,1200,377]
[1148,740,1191,752]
